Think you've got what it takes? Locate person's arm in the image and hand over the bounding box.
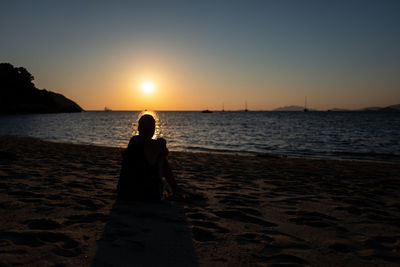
[157,138,168,156]
[157,138,179,192]
[162,157,179,192]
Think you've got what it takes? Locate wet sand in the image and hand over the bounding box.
[0,136,399,266]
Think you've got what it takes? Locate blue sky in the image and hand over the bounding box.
[1,0,399,110]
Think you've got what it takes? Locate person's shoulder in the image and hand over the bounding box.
[156,137,167,146]
[155,138,168,155]
[128,136,140,147]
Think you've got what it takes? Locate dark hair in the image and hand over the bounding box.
[138,114,156,137]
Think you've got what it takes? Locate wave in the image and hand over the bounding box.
[331,151,400,161]
[174,145,400,162]
[1,111,399,163]
[172,145,255,155]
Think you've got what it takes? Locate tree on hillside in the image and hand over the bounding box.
[0,63,35,93]
[0,63,83,113]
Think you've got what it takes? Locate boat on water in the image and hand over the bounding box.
[304,97,308,112]
[201,109,212,113]
[104,107,112,112]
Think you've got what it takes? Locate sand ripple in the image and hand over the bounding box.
[1,136,400,266]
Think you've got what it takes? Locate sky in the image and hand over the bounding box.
[1,0,399,111]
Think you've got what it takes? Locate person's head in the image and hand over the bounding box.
[138,114,156,139]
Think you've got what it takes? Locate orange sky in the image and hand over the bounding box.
[34,52,399,111]
[2,1,400,111]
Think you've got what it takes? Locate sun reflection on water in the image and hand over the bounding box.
[0,112,398,161]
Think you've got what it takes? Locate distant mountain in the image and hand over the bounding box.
[387,104,400,110]
[328,108,350,112]
[360,104,400,112]
[273,105,303,111]
[273,104,400,112]
[273,105,317,111]
[327,105,400,112]
[361,106,381,111]
[0,63,83,114]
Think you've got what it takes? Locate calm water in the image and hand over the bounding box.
[1,111,399,162]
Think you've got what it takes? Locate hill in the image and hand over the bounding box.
[388,104,400,110]
[0,63,83,114]
[273,105,317,111]
[360,104,400,112]
[273,104,399,112]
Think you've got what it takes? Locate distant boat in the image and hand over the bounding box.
[303,97,308,112]
[245,101,248,112]
[104,106,112,112]
[201,109,212,113]
[222,103,225,112]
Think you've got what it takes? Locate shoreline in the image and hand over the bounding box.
[1,134,399,164]
[1,136,400,266]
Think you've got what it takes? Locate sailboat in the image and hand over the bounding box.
[222,103,225,112]
[303,97,308,112]
[104,106,112,112]
[245,101,248,112]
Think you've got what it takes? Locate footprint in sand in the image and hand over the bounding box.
[8,190,44,198]
[253,253,309,265]
[360,236,400,262]
[328,241,356,253]
[213,210,277,227]
[190,220,229,234]
[186,211,219,221]
[236,232,274,245]
[215,193,261,206]
[285,210,347,232]
[63,213,109,225]
[73,197,105,211]
[24,218,61,230]
[191,227,219,242]
[0,230,81,257]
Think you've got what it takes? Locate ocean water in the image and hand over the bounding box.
[0,111,399,162]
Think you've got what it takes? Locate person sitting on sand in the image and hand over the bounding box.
[117,114,179,201]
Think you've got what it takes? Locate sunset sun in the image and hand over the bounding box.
[141,81,155,94]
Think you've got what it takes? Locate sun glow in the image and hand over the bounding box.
[141,81,155,94]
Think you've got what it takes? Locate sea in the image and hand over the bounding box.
[0,111,399,162]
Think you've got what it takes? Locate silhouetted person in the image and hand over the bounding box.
[117,114,179,201]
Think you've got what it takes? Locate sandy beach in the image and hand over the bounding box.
[0,136,399,266]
